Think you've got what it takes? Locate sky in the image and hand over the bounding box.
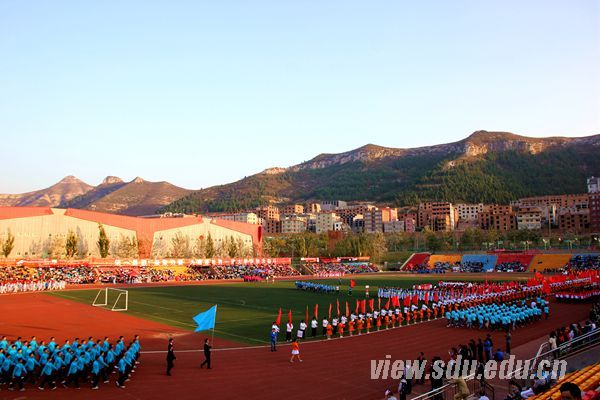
[1,0,599,193]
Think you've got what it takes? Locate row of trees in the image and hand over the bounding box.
[262,232,389,260]
[0,224,257,260]
[262,229,600,261]
[151,232,254,259]
[1,230,15,258]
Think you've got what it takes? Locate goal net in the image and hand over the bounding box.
[92,288,129,312]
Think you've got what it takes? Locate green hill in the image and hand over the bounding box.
[160,131,600,213]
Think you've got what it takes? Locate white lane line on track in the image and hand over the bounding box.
[140,317,442,353]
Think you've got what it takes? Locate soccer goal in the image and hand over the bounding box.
[92,288,129,312]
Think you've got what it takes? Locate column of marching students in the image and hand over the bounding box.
[0,335,141,391]
[279,277,598,341]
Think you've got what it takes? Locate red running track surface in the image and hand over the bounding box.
[0,293,592,400]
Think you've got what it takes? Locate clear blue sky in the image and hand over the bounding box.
[1,0,598,193]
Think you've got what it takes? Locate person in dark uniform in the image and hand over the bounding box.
[200,338,211,369]
[166,338,176,376]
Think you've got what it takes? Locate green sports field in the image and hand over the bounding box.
[47,274,525,345]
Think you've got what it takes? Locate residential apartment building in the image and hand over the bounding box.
[209,212,259,225]
[364,207,397,233]
[512,194,589,209]
[316,212,341,234]
[417,202,457,231]
[456,203,484,222]
[589,177,600,232]
[479,205,517,231]
[383,220,405,233]
[336,207,364,226]
[280,204,304,215]
[255,205,280,221]
[516,207,543,230]
[351,215,365,233]
[263,218,281,234]
[397,212,417,233]
[305,203,321,214]
[320,200,348,211]
[281,217,308,234]
[558,211,589,232]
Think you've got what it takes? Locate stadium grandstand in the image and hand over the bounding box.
[460,254,498,271]
[529,254,572,271]
[569,254,600,271]
[495,252,535,272]
[428,254,462,269]
[402,253,430,271]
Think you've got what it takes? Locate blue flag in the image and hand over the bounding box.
[193,305,217,332]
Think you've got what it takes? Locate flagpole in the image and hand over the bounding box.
[211,304,217,349]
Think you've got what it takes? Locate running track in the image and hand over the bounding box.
[0,293,592,400]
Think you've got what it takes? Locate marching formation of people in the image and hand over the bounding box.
[0,280,66,294]
[0,335,140,391]
[295,281,338,294]
[446,298,549,330]
[555,287,600,302]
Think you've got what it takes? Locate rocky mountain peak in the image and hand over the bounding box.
[101,176,124,185]
[58,175,85,184]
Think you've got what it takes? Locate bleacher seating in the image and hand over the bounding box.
[529,254,572,271]
[496,253,534,269]
[461,254,498,271]
[428,254,462,268]
[525,363,600,400]
[403,253,430,271]
[569,254,600,271]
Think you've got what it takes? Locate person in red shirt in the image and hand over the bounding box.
[326,324,333,339]
[290,339,302,363]
[338,323,344,338]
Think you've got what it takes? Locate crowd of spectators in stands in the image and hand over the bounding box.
[96,267,179,284]
[0,263,300,293]
[549,317,598,358]
[503,309,600,400]
[0,335,140,391]
[410,261,486,274]
[209,263,300,280]
[568,255,600,272]
[495,262,527,273]
[412,263,447,274]
[383,333,503,400]
[386,306,600,400]
[310,262,378,277]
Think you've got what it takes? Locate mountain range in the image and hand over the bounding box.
[160,131,600,214]
[0,176,191,216]
[1,131,599,216]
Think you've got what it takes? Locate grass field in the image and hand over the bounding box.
[47,274,526,345]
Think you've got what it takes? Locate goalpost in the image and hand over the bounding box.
[92,288,129,312]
